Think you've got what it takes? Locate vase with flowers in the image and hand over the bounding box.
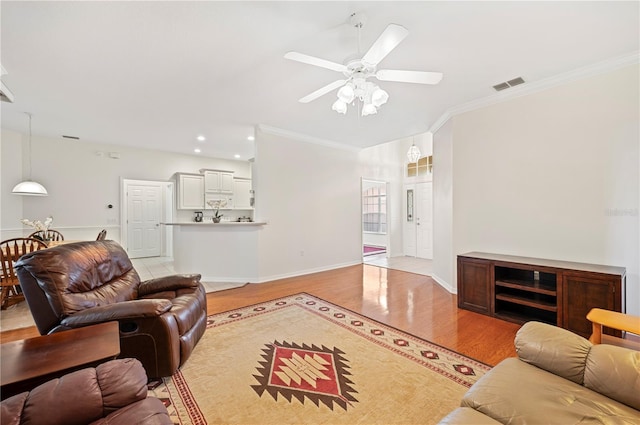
[206,199,227,223]
[20,216,54,239]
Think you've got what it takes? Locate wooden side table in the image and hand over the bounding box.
[1,321,120,399]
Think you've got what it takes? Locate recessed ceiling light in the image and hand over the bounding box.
[194,148,201,153]
[234,154,241,159]
[247,135,255,141]
[197,135,206,142]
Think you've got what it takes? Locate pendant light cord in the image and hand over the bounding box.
[26,112,33,180]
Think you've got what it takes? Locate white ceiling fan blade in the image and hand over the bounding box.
[298,79,347,103]
[362,24,409,66]
[285,52,347,73]
[376,69,443,85]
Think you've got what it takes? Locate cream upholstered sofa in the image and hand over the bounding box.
[439,321,640,424]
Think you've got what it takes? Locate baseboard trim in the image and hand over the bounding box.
[200,276,254,284]
[254,260,362,284]
[431,273,455,294]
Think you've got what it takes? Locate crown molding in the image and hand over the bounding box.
[257,124,361,153]
[429,51,640,134]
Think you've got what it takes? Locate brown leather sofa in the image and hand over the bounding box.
[439,321,640,424]
[1,358,172,425]
[15,240,207,378]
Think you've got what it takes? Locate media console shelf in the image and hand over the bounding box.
[457,252,626,338]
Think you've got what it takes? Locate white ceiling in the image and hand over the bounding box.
[1,1,638,160]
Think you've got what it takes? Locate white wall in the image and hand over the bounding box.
[445,64,639,315]
[253,129,362,281]
[432,120,454,291]
[0,129,250,241]
[0,130,23,237]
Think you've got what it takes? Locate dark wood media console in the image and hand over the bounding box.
[457,252,626,338]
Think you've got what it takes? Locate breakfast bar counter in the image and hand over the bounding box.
[163,221,267,226]
[162,221,266,282]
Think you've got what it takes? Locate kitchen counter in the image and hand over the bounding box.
[162,221,266,226]
[163,221,264,282]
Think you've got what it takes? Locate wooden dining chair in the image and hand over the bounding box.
[29,229,64,242]
[96,229,107,240]
[0,238,49,309]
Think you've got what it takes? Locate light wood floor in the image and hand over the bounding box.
[207,264,520,365]
[0,264,520,366]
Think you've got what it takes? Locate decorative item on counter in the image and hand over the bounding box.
[206,199,227,223]
[20,216,53,231]
[194,211,203,222]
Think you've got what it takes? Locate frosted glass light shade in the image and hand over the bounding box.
[337,84,355,103]
[12,180,48,196]
[371,88,388,107]
[361,103,377,116]
[332,100,347,114]
[407,144,421,163]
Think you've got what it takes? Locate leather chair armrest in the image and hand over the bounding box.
[138,274,202,296]
[60,299,172,328]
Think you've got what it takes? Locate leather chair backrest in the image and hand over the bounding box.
[16,240,141,334]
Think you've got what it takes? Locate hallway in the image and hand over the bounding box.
[363,253,433,276]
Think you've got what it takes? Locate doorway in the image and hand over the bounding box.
[361,179,389,259]
[121,179,174,259]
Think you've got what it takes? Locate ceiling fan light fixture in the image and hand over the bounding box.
[332,99,347,114]
[285,19,442,117]
[337,84,355,103]
[362,103,377,117]
[371,87,388,107]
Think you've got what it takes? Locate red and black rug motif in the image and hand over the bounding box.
[251,341,358,411]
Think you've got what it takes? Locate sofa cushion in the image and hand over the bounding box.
[461,358,640,424]
[584,343,640,410]
[89,398,172,425]
[97,358,148,414]
[17,367,104,425]
[515,321,592,385]
[438,407,502,424]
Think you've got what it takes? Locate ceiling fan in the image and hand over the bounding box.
[285,15,443,116]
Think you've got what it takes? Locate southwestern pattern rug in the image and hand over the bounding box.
[147,293,490,424]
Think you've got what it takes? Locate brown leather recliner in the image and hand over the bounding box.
[1,358,172,425]
[15,240,207,378]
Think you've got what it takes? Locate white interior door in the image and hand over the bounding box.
[416,182,433,259]
[127,183,162,259]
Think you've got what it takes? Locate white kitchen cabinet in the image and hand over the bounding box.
[233,178,252,209]
[201,169,234,194]
[176,173,204,209]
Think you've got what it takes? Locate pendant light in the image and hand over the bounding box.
[12,112,48,196]
[407,137,421,163]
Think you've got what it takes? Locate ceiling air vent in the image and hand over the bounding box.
[492,82,510,91]
[493,77,525,92]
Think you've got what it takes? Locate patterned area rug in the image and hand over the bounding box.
[148,293,490,424]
